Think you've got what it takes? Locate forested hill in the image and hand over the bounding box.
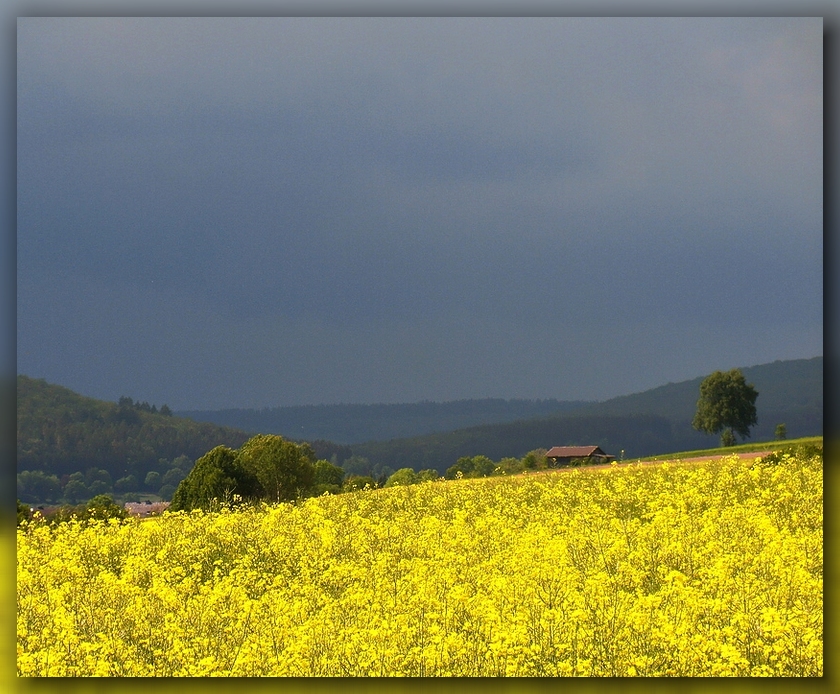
[177,398,591,445]
[351,357,823,474]
[17,375,254,485]
[574,357,823,425]
[17,356,822,498]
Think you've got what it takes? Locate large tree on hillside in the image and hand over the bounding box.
[692,369,758,446]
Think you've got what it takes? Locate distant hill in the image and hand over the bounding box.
[351,357,823,474]
[17,376,253,478]
[576,357,823,427]
[16,376,347,503]
[16,376,256,503]
[17,356,822,500]
[178,398,591,445]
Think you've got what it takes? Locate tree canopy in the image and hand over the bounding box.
[237,434,316,504]
[170,435,318,511]
[169,445,259,511]
[692,369,758,445]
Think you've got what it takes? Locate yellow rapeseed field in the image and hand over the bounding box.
[17,452,822,676]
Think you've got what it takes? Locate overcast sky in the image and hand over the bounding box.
[16,16,823,409]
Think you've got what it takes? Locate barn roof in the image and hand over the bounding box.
[545,446,607,458]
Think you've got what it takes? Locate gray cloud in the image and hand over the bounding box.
[17,17,822,408]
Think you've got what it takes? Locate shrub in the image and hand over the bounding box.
[384,468,418,488]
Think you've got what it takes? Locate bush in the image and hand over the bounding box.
[522,449,548,470]
[85,495,128,521]
[114,475,138,493]
[35,495,128,526]
[446,455,495,479]
[762,443,822,466]
[313,460,345,488]
[312,483,342,496]
[145,471,162,489]
[385,468,418,488]
[497,457,523,475]
[17,500,33,525]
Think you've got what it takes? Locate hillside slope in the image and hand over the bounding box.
[578,357,822,425]
[16,376,256,502]
[17,357,822,496]
[17,376,254,478]
[178,398,591,445]
[352,357,822,473]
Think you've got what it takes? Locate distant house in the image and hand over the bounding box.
[545,446,614,467]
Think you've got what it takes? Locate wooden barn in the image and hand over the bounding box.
[545,446,614,467]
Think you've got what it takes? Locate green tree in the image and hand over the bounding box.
[385,468,418,487]
[497,457,523,475]
[17,470,62,503]
[63,472,89,504]
[172,455,193,471]
[85,495,127,521]
[342,455,371,476]
[692,369,759,446]
[446,457,474,479]
[114,474,138,493]
[87,480,111,496]
[85,468,113,490]
[237,434,316,503]
[417,469,439,482]
[312,459,345,495]
[775,423,787,441]
[161,468,186,487]
[445,455,495,480]
[157,484,177,501]
[144,470,162,489]
[170,446,259,511]
[521,449,548,470]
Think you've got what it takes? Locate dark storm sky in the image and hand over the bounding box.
[16,16,823,409]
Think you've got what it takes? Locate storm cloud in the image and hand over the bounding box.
[17,17,822,409]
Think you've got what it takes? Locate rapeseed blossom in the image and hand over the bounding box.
[17,452,822,676]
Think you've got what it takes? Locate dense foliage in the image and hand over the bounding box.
[170,435,321,511]
[17,376,253,502]
[17,452,822,676]
[692,369,759,445]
